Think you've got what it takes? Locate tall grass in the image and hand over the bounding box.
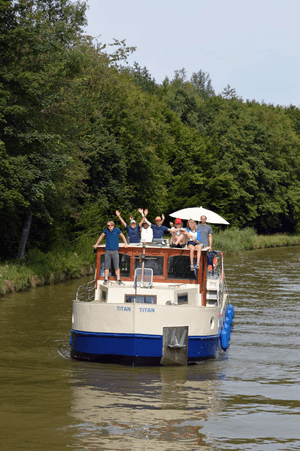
[0,234,97,295]
[213,227,257,252]
[214,227,300,253]
[253,233,300,249]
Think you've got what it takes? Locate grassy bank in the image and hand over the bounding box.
[1,228,300,296]
[0,235,96,296]
[213,227,300,252]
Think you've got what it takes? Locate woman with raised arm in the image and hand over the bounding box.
[138,208,153,242]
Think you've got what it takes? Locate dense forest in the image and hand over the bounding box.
[1,0,300,260]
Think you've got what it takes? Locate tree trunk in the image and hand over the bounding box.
[17,212,33,259]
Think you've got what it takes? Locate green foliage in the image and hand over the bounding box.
[165,119,209,210]
[120,62,158,94]
[285,105,300,136]
[0,234,96,295]
[213,227,257,253]
[0,0,89,257]
[253,233,300,249]
[200,99,300,233]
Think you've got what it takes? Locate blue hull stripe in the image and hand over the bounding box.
[70,330,219,359]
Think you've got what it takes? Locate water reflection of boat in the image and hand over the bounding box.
[70,242,234,365]
[70,365,223,449]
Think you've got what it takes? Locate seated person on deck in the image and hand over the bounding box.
[169,218,186,247]
[181,219,202,270]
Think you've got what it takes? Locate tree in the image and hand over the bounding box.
[0,0,88,258]
[202,98,300,232]
[190,69,215,99]
[221,84,240,100]
[159,68,216,133]
[120,62,158,94]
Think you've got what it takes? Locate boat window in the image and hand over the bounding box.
[101,253,131,278]
[100,254,105,276]
[125,295,156,304]
[177,293,188,305]
[119,253,131,277]
[167,256,196,280]
[134,256,164,276]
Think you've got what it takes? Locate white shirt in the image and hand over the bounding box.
[188,230,198,242]
[170,226,182,244]
[141,226,153,242]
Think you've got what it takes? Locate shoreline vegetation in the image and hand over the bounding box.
[1,228,300,296]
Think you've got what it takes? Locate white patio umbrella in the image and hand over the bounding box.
[170,206,229,225]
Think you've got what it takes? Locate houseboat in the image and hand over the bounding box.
[70,241,233,365]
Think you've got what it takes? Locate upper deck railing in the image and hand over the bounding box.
[75,278,95,302]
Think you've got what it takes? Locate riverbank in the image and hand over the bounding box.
[1,228,300,296]
[213,227,300,252]
[0,235,96,296]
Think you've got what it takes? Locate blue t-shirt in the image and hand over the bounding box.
[151,224,169,239]
[126,224,140,243]
[104,227,122,250]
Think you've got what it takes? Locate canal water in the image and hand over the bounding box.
[1,246,300,451]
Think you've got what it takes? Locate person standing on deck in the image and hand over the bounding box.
[115,210,144,243]
[196,215,213,251]
[93,221,127,285]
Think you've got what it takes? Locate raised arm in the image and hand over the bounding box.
[138,216,145,227]
[137,208,145,227]
[144,216,151,226]
[115,210,127,228]
[139,208,151,226]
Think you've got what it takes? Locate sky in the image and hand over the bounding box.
[82,0,300,107]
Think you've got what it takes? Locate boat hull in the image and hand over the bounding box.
[70,329,220,365]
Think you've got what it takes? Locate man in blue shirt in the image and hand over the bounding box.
[152,215,171,239]
[94,220,127,285]
[142,211,171,240]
